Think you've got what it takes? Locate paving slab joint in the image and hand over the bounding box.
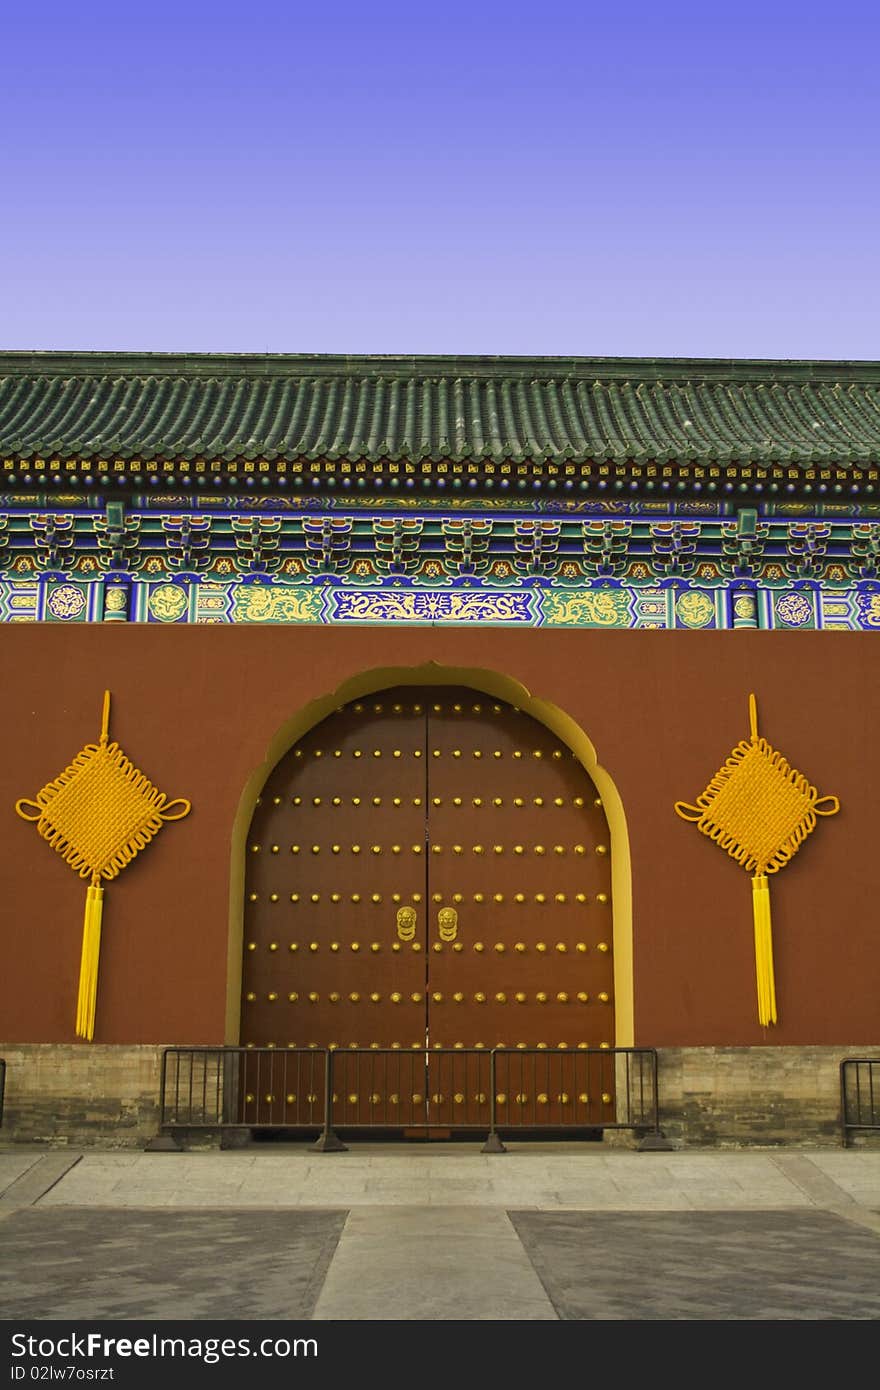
[769,1153,858,1208]
[0,1152,83,1208]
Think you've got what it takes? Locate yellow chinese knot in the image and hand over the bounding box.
[674,694,839,1026]
[15,691,190,1041]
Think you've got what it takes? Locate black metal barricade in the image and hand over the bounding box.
[156,1045,665,1151]
[840,1057,880,1146]
[159,1046,327,1133]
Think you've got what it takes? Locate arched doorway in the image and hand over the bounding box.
[239,684,616,1128]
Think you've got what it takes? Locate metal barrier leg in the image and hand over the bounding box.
[481,1052,506,1153]
[144,1050,184,1150]
[309,1051,348,1153]
[636,1053,673,1150]
[144,1133,184,1152]
[481,1131,507,1153]
[636,1128,673,1152]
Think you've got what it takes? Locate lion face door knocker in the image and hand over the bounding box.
[437,906,458,943]
[396,905,417,943]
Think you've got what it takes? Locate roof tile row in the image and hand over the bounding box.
[1,355,879,467]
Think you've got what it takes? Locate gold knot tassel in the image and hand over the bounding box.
[75,881,104,1041]
[15,688,191,1045]
[751,874,777,1027]
[675,693,838,1028]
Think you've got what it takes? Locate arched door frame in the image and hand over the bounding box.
[227,661,634,1047]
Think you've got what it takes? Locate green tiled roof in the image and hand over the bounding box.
[1,353,880,467]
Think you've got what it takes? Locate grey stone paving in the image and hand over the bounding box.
[0,1143,878,1321]
[312,1208,557,1320]
[510,1210,880,1320]
[0,1209,346,1320]
[26,1144,871,1210]
[0,1150,47,1197]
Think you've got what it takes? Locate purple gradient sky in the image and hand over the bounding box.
[3,1,878,359]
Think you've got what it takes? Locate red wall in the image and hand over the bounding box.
[1,624,876,1047]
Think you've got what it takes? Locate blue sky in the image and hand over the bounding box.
[2,1,878,359]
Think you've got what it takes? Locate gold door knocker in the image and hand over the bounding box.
[396,906,417,942]
[437,906,458,943]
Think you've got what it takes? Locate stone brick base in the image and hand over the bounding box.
[1,1043,877,1148]
[0,1044,167,1148]
[656,1046,880,1148]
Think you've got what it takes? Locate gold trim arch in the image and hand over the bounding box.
[226,662,634,1048]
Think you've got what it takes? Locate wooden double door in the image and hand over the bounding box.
[241,686,615,1128]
